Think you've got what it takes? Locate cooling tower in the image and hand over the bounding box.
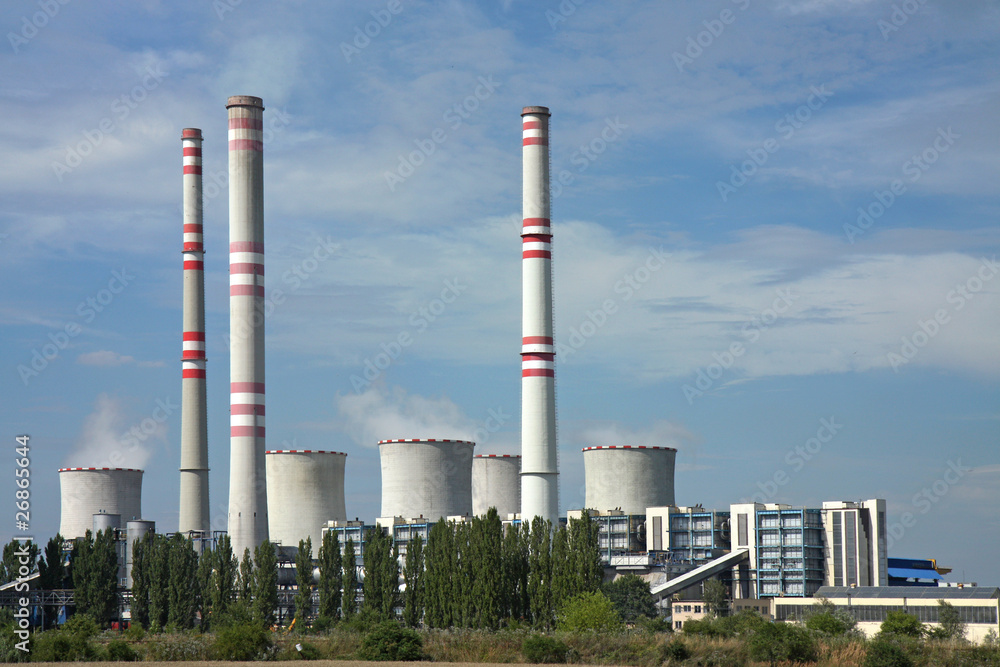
[58,468,143,540]
[227,95,268,556]
[179,127,211,538]
[378,439,474,520]
[520,106,559,525]
[582,446,676,514]
[265,449,347,548]
[472,454,521,518]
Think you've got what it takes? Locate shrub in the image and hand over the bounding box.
[142,633,211,661]
[311,615,335,633]
[279,640,323,660]
[747,622,817,665]
[106,638,139,661]
[663,638,690,662]
[807,610,852,635]
[0,623,31,662]
[31,615,104,662]
[877,610,923,638]
[556,591,624,633]
[358,620,424,661]
[863,639,914,667]
[603,574,658,623]
[636,614,671,633]
[522,634,568,664]
[211,622,274,661]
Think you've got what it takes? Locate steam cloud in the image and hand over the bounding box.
[64,393,160,469]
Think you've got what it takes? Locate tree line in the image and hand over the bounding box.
[1,508,603,632]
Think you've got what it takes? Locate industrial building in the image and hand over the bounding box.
[58,468,144,540]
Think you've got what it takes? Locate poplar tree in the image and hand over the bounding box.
[129,532,152,628]
[362,528,399,620]
[473,509,503,629]
[252,540,278,627]
[148,535,170,629]
[167,534,199,629]
[423,519,450,628]
[550,524,571,611]
[342,539,358,621]
[571,510,604,595]
[196,547,214,629]
[294,537,313,624]
[402,534,423,627]
[237,548,254,618]
[38,534,66,628]
[212,535,238,620]
[527,518,553,628]
[317,531,342,621]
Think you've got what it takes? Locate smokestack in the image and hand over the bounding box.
[227,95,268,556]
[178,128,211,539]
[519,106,558,525]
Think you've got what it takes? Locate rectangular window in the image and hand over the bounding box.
[846,512,857,586]
[833,512,843,586]
[695,606,701,613]
[653,516,662,551]
[738,514,748,547]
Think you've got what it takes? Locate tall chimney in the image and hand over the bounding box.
[227,95,268,556]
[178,128,211,539]
[519,106,559,525]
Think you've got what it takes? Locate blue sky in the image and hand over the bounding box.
[2,0,998,584]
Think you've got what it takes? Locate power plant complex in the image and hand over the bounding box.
[38,98,998,642]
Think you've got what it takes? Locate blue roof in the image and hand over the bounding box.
[888,566,943,580]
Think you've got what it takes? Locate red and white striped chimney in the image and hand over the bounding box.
[178,128,211,539]
[226,96,269,556]
[519,106,559,525]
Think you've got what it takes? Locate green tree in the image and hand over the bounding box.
[473,509,504,629]
[38,535,66,628]
[423,520,452,628]
[603,574,656,623]
[236,547,254,618]
[402,534,423,627]
[129,532,152,629]
[569,510,603,595]
[196,546,214,629]
[550,525,572,612]
[342,538,358,621]
[747,622,817,666]
[363,528,399,620]
[527,518,552,628]
[167,534,199,630]
[212,535,238,621]
[294,537,313,625]
[147,534,171,630]
[878,610,924,638]
[933,599,966,641]
[2,539,38,585]
[556,591,623,633]
[702,578,728,617]
[72,529,119,627]
[252,541,278,627]
[454,521,473,627]
[501,522,528,621]
[318,531,342,621]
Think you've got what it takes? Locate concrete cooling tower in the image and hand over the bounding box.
[379,439,474,520]
[472,454,521,518]
[265,449,347,548]
[58,467,143,540]
[582,446,676,514]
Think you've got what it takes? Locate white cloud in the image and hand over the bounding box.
[77,350,135,366]
[63,393,159,469]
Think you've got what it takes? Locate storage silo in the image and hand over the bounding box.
[125,520,155,588]
[472,454,521,518]
[582,446,676,514]
[265,449,347,548]
[58,468,143,540]
[92,512,121,534]
[378,439,474,520]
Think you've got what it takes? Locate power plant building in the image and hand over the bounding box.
[472,454,521,518]
[58,467,143,540]
[378,438,474,521]
[266,449,347,548]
